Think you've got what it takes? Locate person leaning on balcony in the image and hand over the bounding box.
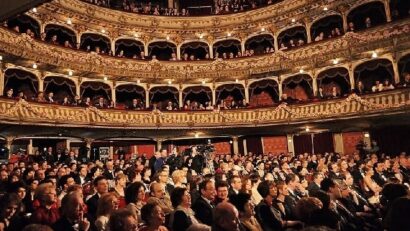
[353,81,366,95]
[400,72,410,87]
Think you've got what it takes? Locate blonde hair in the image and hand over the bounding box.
[96,192,118,217]
[172,170,185,184]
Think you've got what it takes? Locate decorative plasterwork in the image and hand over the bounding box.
[0,89,409,129]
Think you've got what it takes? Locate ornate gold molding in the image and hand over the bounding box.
[0,89,409,129]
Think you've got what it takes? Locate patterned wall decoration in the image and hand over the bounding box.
[342,132,364,155]
[137,144,156,158]
[249,91,274,107]
[214,142,231,154]
[262,136,288,155]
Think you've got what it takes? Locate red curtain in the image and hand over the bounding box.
[313,132,334,154]
[371,127,410,156]
[246,136,263,155]
[294,134,313,155]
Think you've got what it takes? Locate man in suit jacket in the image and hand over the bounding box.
[103,160,115,180]
[372,162,387,187]
[192,179,216,226]
[86,176,108,230]
[228,175,242,197]
[307,172,324,195]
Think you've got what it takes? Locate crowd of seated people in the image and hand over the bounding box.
[314,27,343,42]
[0,141,409,231]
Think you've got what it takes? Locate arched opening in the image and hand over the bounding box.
[347,2,387,31]
[249,79,279,107]
[182,86,212,109]
[80,33,111,54]
[148,41,177,61]
[4,69,38,99]
[216,84,245,108]
[398,53,410,82]
[114,39,144,58]
[44,76,76,102]
[80,81,111,102]
[245,34,275,55]
[277,26,307,50]
[390,0,410,20]
[354,59,394,92]
[213,39,241,59]
[44,24,76,48]
[6,14,40,37]
[149,86,178,110]
[180,42,210,60]
[282,74,313,101]
[115,84,145,109]
[311,15,344,42]
[317,68,351,98]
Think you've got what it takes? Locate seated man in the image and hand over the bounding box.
[192,179,215,226]
[212,202,241,231]
[146,182,173,215]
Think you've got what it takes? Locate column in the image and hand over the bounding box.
[392,57,400,84]
[240,40,246,54]
[212,87,216,106]
[383,0,392,22]
[176,45,181,60]
[363,132,371,149]
[342,13,348,33]
[145,87,150,108]
[274,34,279,51]
[5,136,14,159]
[65,139,71,151]
[244,83,249,103]
[168,0,174,8]
[85,138,94,159]
[278,77,283,100]
[348,64,355,90]
[38,76,44,92]
[333,133,344,154]
[242,139,248,155]
[111,85,116,103]
[144,44,149,56]
[27,139,33,155]
[178,88,183,108]
[0,68,4,96]
[156,139,163,151]
[286,134,295,155]
[109,145,114,159]
[76,83,81,97]
[232,136,239,154]
[209,44,214,59]
[312,76,318,96]
[305,24,312,44]
[111,41,116,55]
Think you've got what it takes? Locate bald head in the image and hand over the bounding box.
[213,202,240,231]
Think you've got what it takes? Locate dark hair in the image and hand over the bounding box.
[285,173,297,184]
[216,181,229,189]
[199,179,212,194]
[257,180,274,198]
[229,175,240,185]
[381,183,408,207]
[0,193,21,219]
[58,175,72,189]
[171,187,187,208]
[320,178,335,192]
[229,192,251,213]
[140,203,157,225]
[311,190,330,209]
[7,181,27,194]
[109,208,136,231]
[125,182,146,204]
[386,196,410,231]
[93,175,107,186]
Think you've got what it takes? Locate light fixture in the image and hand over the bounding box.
[261,27,266,32]
[101,29,106,33]
[229,140,233,144]
[332,59,339,65]
[299,69,304,73]
[32,63,37,69]
[288,138,292,143]
[67,18,72,25]
[201,80,206,85]
[167,80,172,85]
[166,35,170,40]
[0,55,3,61]
[103,76,108,81]
[323,7,328,11]
[134,33,139,38]
[364,132,370,138]
[371,51,378,58]
[235,79,239,83]
[305,127,310,132]
[137,79,141,84]
[199,34,204,39]
[68,70,73,76]
[194,133,199,138]
[291,18,296,23]
[32,8,37,13]
[227,32,232,37]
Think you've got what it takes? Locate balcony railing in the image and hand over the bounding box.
[1,89,409,129]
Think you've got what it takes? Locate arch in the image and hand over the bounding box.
[149,86,178,109]
[115,84,145,108]
[390,0,410,20]
[277,26,307,49]
[213,39,241,58]
[245,34,275,55]
[4,68,38,99]
[310,15,344,41]
[282,74,313,101]
[354,59,394,91]
[215,84,245,106]
[43,76,76,102]
[180,41,210,60]
[6,14,40,37]
[249,79,279,106]
[80,33,111,54]
[148,41,177,61]
[347,1,387,31]
[317,67,351,97]
[399,53,410,82]
[114,39,144,58]
[44,24,76,47]
[182,86,212,108]
[80,81,111,101]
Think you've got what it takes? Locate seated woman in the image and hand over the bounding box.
[95,193,119,231]
[170,187,198,231]
[230,192,263,231]
[125,182,146,222]
[140,203,168,231]
[362,167,382,204]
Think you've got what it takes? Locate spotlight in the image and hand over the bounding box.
[32,63,38,69]
[32,8,37,13]
[299,69,304,73]
[101,29,106,33]
[167,80,172,85]
[288,138,292,143]
[68,70,73,76]
[194,133,199,138]
[235,79,239,83]
[67,18,72,25]
[166,35,170,40]
[137,79,141,84]
[323,7,328,11]
[199,34,204,39]
[291,18,296,23]
[134,33,139,38]
[364,132,370,138]
[305,127,310,132]
[229,140,233,144]
[227,32,231,37]
[201,80,206,85]
[103,76,108,81]
[0,55,3,61]
[332,59,339,65]
[371,51,378,58]
[261,27,266,32]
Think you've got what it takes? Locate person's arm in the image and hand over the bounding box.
[173,211,191,231]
